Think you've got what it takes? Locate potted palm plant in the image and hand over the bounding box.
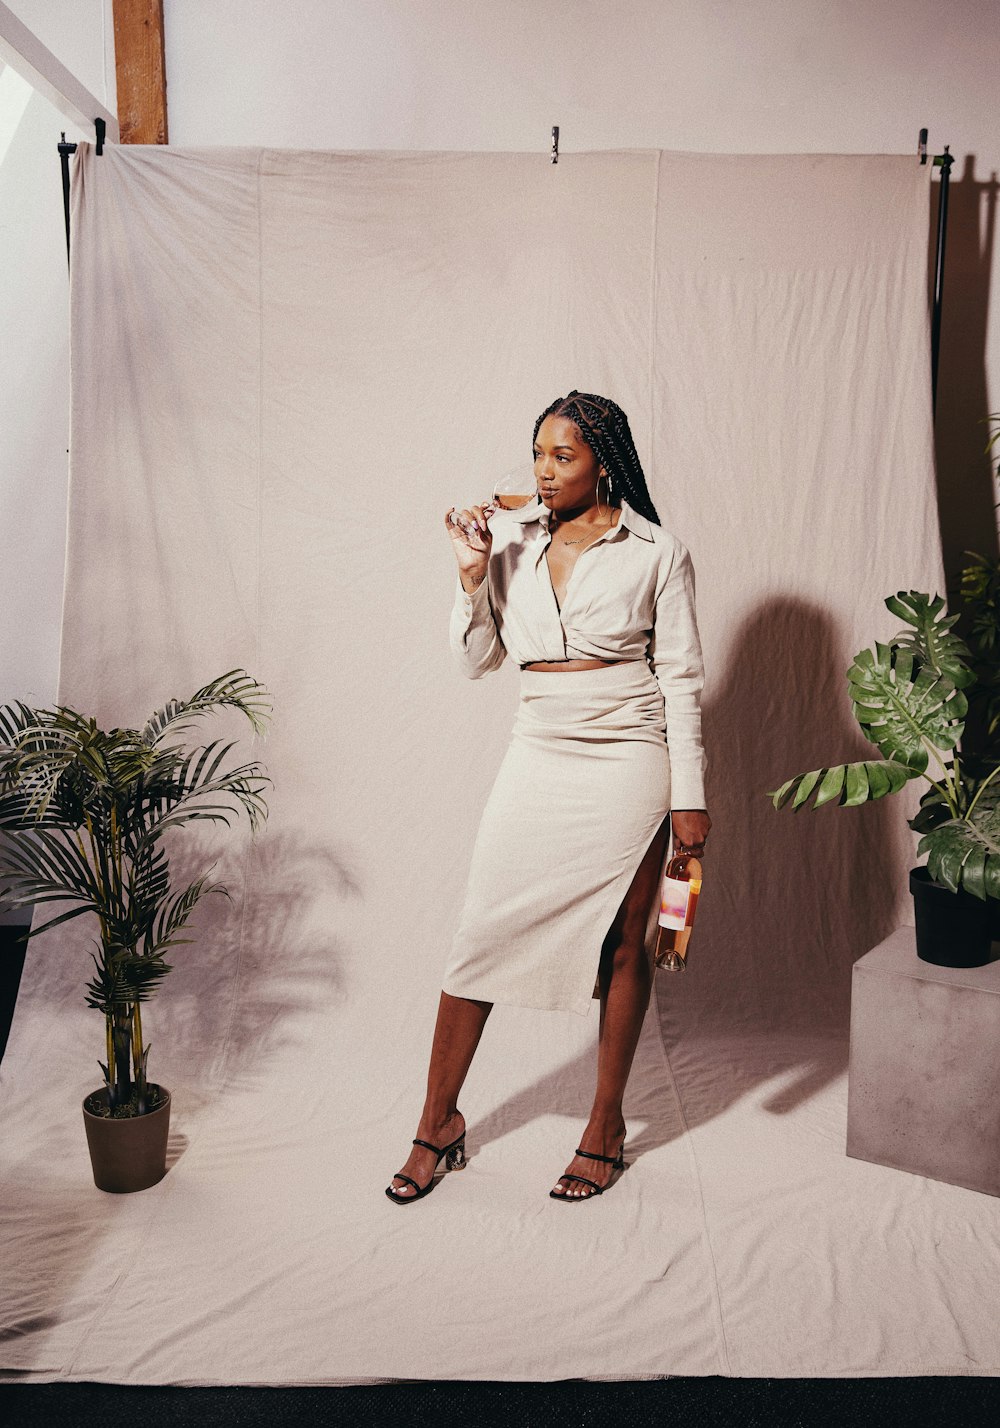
[767,581,999,969]
[0,669,272,1191]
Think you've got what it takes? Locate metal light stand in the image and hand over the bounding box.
[919,128,954,418]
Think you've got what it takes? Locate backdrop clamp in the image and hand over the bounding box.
[57,131,76,269]
[56,118,106,270]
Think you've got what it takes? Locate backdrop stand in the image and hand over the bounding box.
[57,118,104,270]
[920,129,954,415]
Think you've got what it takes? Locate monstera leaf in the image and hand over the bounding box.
[907,781,958,836]
[884,591,975,688]
[770,630,967,811]
[847,643,967,770]
[917,792,1000,900]
[769,581,1000,903]
[769,757,917,811]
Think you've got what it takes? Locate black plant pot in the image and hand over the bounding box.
[909,867,995,968]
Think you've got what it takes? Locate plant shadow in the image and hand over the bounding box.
[151,824,363,1094]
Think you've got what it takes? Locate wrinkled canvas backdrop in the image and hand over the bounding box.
[4,146,991,1386]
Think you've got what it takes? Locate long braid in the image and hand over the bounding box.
[531,390,661,526]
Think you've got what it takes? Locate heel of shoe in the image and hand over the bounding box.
[445,1138,467,1171]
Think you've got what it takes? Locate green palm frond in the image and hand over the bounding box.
[1,733,82,823]
[146,873,232,959]
[85,944,173,1012]
[0,701,37,744]
[0,670,273,1099]
[130,760,271,851]
[958,551,1000,734]
[960,551,1000,648]
[0,788,80,832]
[983,410,1000,457]
[0,826,105,911]
[141,668,272,746]
[21,902,101,941]
[128,841,171,954]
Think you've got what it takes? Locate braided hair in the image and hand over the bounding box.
[531,390,661,526]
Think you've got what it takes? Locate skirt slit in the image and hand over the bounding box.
[440,660,673,1017]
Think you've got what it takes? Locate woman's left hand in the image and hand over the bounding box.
[671,808,711,856]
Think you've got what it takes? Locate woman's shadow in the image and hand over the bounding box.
[471,596,913,1159]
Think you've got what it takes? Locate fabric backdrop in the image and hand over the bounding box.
[2,144,994,1384]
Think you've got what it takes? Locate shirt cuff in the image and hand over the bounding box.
[456,572,490,616]
[668,771,707,811]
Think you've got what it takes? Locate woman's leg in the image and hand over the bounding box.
[388,990,493,1197]
[551,816,671,1198]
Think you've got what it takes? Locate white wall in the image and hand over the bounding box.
[0,2,113,921]
[165,0,992,159]
[1,0,998,921]
[1,0,113,705]
[3,0,110,106]
[161,1,1000,587]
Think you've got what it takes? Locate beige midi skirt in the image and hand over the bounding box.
[440,659,673,1017]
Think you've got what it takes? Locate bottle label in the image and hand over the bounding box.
[658,875,702,930]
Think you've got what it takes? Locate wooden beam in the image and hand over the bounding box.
[0,1,119,142]
[112,0,167,145]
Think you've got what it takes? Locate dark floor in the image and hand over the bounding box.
[1,1377,999,1426]
[2,925,998,1418]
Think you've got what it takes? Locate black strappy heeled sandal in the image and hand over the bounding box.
[385,1131,467,1204]
[549,1139,626,1201]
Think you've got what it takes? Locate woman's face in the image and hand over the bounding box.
[533,415,604,513]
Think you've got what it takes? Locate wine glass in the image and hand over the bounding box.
[491,460,538,512]
[448,460,537,541]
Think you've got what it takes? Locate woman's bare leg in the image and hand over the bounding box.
[551,817,671,1198]
[388,990,492,1197]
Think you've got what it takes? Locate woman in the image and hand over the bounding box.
[386,390,711,1204]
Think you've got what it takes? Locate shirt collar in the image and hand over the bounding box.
[503,495,655,542]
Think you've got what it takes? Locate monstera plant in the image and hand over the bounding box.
[769,411,1000,969]
[767,587,999,903]
[0,670,272,1190]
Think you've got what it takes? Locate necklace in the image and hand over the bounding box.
[552,514,615,546]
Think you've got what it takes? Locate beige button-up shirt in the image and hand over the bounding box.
[450,496,708,810]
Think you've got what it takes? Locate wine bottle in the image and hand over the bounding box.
[654,851,703,971]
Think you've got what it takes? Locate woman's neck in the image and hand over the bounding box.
[553,499,621,525]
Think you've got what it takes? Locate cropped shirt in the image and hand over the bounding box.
[449,496,708,810]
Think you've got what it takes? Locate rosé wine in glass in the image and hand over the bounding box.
[448,462,537,540]
[492,461,537,511]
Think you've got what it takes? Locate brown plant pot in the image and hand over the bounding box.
[82,1084,171,1193]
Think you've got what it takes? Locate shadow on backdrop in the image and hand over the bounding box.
[930,154,999,600]
[672,596,907,1039]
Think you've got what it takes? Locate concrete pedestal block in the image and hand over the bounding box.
[847,925,1000,1197]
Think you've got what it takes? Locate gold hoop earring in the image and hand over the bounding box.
[597,472,609,519]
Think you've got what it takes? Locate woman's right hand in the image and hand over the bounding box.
[445,502,495,582]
